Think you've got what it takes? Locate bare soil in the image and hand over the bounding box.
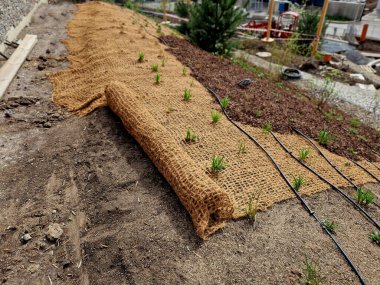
[1,3,380,285]
[161,36,380,161]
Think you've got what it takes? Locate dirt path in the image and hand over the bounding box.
[0,3,379,285]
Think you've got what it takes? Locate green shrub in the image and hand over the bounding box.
[350,117,361,129]
[138,52,144,62]
[154,73,161,84]
[210,155,226,172]
[182,66,188,76]
[322,219,337,234]
[317,130,332,146]
[152,64,159,72]
[304,258,325,285]
[299,148,310,162]
[292,175,304,191]
[188,0,247,53]
[369,231,380,245]
[356,187,376,206]
[238,140,246,154]
[183,88,192,101]
[261,122,272,133]
[174,1,191,18]
[220,97,230,109]
[184,128,197,142]
[211,110,222,124]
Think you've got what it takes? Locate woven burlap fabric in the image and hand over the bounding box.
[51,2,380,238]
[105,81,234,238]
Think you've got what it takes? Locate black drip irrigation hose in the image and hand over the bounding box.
[206,87,367,285]
[349,158,380,183]
[270,131,380,230]
[367,159,380,172]
[293,127,380,209]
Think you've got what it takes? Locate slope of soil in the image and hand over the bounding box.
[161,36,380,161]
[1,3,380,285]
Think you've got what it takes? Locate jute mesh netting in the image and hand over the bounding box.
[51,2,380,238]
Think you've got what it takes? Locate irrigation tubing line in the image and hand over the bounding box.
[206,87,367,285]
[292,127,380,209]
[366,159,380,172]
[349,158,380,183]
[270,131,380,230]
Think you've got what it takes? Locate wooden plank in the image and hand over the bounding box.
[0,34,37,99]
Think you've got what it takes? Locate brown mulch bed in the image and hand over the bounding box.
[161,35,380,161]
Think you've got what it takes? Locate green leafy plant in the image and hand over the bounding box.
[210,155,226,173]
[356,187,376,206]
[238,140,246,154]
[299,148,310,162]
[350,117,360,129]
[304,258,325,285]
[317,71,337,109]
[156,25,162,34]
[347,147,357,156]
[188,0,248,53]
[183,88,192,101]
[261,122,272,133]
[138,52,145,62]
[151,64,159,72]
[292,175,305,191]
[321,219,337,234]
[184,128,197,143]
[255,110,262,118]
[211,110,222,124]
[369,231,380,245]
[317,130,333,146]
[154,73,161,84]
[220,97,230,109]
[182,66,188,76]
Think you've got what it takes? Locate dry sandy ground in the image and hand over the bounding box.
[0,2,380,285]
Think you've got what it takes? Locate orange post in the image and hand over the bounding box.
[262,0,275,43]
[312,0,329,56]
[360,24,368,43]
[163,0,167,22]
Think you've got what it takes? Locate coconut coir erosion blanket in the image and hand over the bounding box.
[51,2,380,238]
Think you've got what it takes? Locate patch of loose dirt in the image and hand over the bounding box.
[161,36,380,161]
[1,3,380,285]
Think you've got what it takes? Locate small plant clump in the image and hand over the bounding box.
[321,219,337,234]
[261,122,272,133]
[238,140,246,154]
[298,148,310,162]
[161,59,165,67]
[350,117,361,129]
[151,64,159,72]
[292,175,305,191]
[210,155,226,173]
[356,187,376,206]
[154,73,161,84]
[156,25,162,34]
[183,88,192,101]
[182,66,188,76]
[317,130,333,146]
[138,52,145,62]
[369,231,380,245]
[304,258,325,285]
[211,110,222,124]
[246,193,261,224]
[184,128,197,143]
[220,97,230,109]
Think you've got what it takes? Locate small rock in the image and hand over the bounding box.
[6,226,17,231]
[62,259,72,269]
[46,49,51,54]
[43,122,52,128]
[4,111,12,118]
[46,223,63,242]
[238,78,253,89]
[21,233,32,244]
[37,64,46,71]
